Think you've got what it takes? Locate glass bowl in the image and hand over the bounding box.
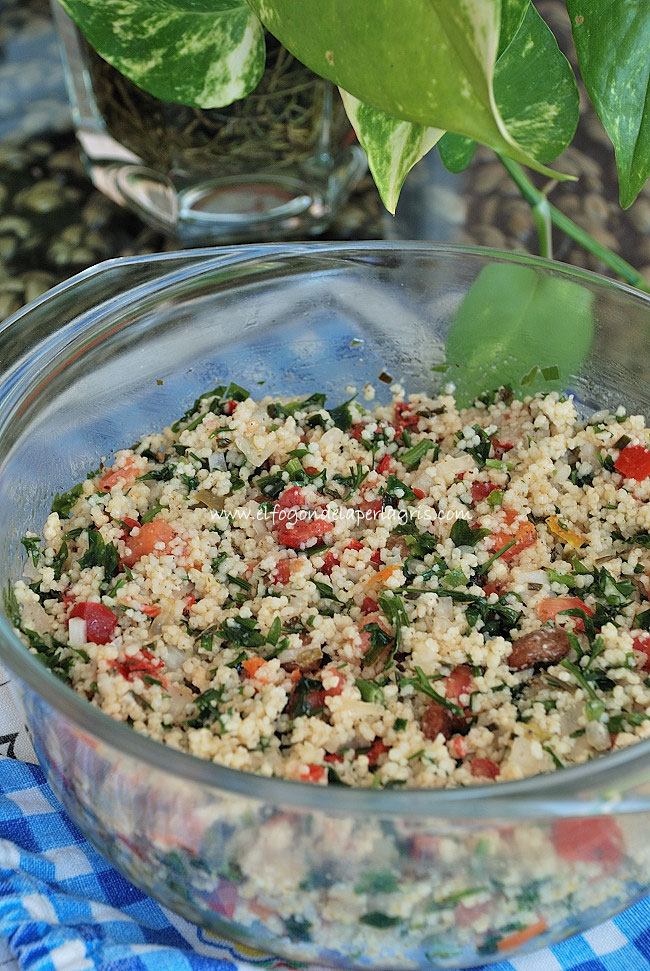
[2,243,650,971]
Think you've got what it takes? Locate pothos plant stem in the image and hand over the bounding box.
[498,155,650,294]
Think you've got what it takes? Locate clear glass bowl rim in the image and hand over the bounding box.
[3,240,650,819]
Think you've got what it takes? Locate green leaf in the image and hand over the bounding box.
[494,3,579,163]
[339,91,443,213]
[250,0,572,179]
[445,263,594,407]
[57,0,266,108]
[567,0,650,207]
[438,133,477,174]
[499,0,530,56]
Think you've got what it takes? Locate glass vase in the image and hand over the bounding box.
[52,4,366,243]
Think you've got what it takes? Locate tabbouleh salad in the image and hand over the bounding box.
[9,381,650,788]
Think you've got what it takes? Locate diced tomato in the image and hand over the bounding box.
[62,592,76,609]
[551,817,623,868]
[490,520,537,561]
[615,443,650,481]
[119,517,140,540]
[321,550,339,576]
[445,665,474,705]
[633,632,650,670]
[112,647,165,683]
[139,603,160,618]
[97,457,138,493]
[358,498,383,521]
[122,519,178,567]
[242,657,266,678]
[349,423,366,441]
[367,738,388,766]
[394,401,419,430]
[276,517,333,549]
[304,466,320,475]
[69,602,117,644]
[412,488,425,500]
[451,735,467,759]
[224,399,238,416]
[370,549,382,566]
[471,480,499,504]
[492,438,514,460]
[346,539,364,551]
[377,454,392,476]
[537,596,594,632]
[503,509,517,526]
[470,758,500,780]
[272,558,293,584]
[275,485,306,512]
[299,764,325,783]
[183,594,196,614]
[304,669,345,711]
[361,596,379,614]
[481,581,504,597]
[324,752,343,764]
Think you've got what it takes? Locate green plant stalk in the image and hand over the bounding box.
[499,155,650,294]
[532,194,553,261]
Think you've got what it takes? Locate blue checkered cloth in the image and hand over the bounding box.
[2,756,650,971]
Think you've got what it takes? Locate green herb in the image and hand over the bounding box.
[286,674,324,718]
[595,450,616,473]
[256,474,285,499]
[105,575,127,599]
[51,483,83,518]
[476,538,516,574]
[141,504,167,525]
[450,519,490,548]
[466,425,492,468]
[607,711,650,733]
[383,474,416,501]
[547,569,579,588]
[219,616,265,649]
[378,592,408,659]
[185,687,225,729]
[361,623,394,667]
[393,717,407,731]
[226,573,251,591]
[212,553,226,574]
[143,674,163,686]
[442,568,468,588]
[485,458,511,471]
[542,744,563,769]
[329,395,357,431]
[273,392,327,418]
[355,677,385,704]
[334,464,368,498]
[637,608,650,630]
[359,912,402,929]
[138,464,175,482]
[487,489,504,509]
[180,472,199,492]
[306,543,330,558]
[21,536,41,567]
[267,616,282,646]
[392,521,438,559]
[400,439,438,468]
[4,583,21,627]
[51,540,69,581]
[409,666,464,716]
[311,580,342,603]
[78,530,120,582]
[559,659,603,717]
[354,871,399,895]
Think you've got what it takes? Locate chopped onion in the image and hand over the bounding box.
[22,557,41,581]
[436,596,453,620]
[234,432,275,468]
[208,451,227,472]
[20,599,51,635]
[68,617,87,647]
[585,720,611,751]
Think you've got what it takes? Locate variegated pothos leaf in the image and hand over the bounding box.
[57,0,265,108]
[248,0,573,179]
[339,91,443,214]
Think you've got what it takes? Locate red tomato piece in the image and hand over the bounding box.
[358,498,383,521]
[112,647,165,683]
[377,454,392,476]
[445,665,474,705]
[490,521,537,561]
[471,480,499,504]
[224,399,238,416]
[69,602,117,644]
[361,596,379,614]
[349,424,366,441]
[321,550,339,576]
[470,758,500,780]
[367,738,389,766]
[551,817,623,867]
[394,401,419,429]
[324,752,344,764]
[276,518,333,549]
[633,632,650,670]
[97,458,138,493]
[272,559,293,584]
[346,539,364,551]
[275,486,306,512]
[370,549,382,566]
[492,438,514,460]
[304,466,319,475]
[122,519,178,567]
[242,657,266,678]
[412,488,425,499]
[299,764,325,783]
[481,581,505,597]
[537,596,594,632]
[615,444,650,481]
[139,604,160,618]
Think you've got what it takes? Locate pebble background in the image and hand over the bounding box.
[1,0,649,323]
